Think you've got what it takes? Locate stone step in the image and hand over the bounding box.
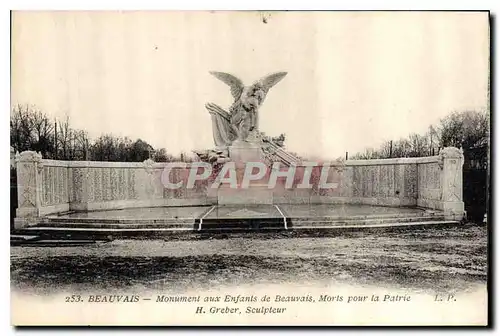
[10,234,40,241]
[281,211,443,221]
[37,220,286,230]
[19,219,460,237]
[24,226,193,232]
[200,217,284,223]
[289,220,460,230]
[18,227,195,240]
[36,222,196,229]
[42,217,195,224]
[289,216,445,227]
[21,227,194,240]
[33,213,445,230]
[199,220,285,230]
[11,239,99,246]
[198,226,287,233]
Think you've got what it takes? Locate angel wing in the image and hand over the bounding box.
[255,72,288,93]
[209,71,245,100]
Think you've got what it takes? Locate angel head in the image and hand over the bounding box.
[209,71,288,110]
[241,84,267,110]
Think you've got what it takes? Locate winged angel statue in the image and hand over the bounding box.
[205,71,288,147]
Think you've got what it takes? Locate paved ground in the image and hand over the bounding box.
[11,223,487,295]
[49,204,430,220]
[280,204,432,217]
[51,206,210,220]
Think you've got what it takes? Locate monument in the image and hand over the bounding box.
[12,71,466,228]
[194,71,300,205]
[193,71,298,165]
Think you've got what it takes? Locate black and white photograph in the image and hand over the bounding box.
[9,10,490,326]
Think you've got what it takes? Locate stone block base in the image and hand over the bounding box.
[217,185,273,205]
[228,141,264,164]
[443,201,465,221]
[14,217,39,229]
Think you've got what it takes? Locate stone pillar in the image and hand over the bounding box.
[68,162,92,211]
[217,140,273,205]
[15,151,44,228]
[439,147,465,221]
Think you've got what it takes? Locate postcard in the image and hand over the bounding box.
[10,10,490,326]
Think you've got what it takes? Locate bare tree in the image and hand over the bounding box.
[428,125,439,156]
[350,109,489,162]
[378,140,393,159]
[30,109,55,157]
[408,133,429,157]
[55,116,73,160]
[10,104,35,153]
[439,110,489,150]
[351,147,380,160]
[72,129,90,160]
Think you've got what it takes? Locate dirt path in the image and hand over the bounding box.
[11,224,487,295]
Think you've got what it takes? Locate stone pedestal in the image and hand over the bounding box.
[439,147,465,221]
[14,151,44,228]
[217,184,273,205]
[228,140,264,164]
[215,140,273,205]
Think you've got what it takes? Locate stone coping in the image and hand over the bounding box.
[39,156,440,168]
[343,156,439,166]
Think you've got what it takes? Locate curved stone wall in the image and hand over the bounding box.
[14,147,465,228]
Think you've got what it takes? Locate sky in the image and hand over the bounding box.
[11,11,489,159]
